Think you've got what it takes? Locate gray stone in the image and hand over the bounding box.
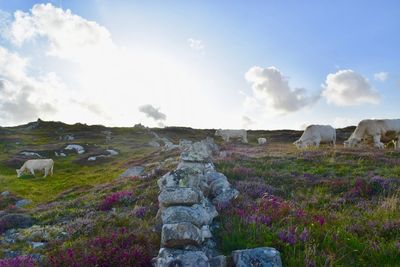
[0,214,34,233]
[209,255,227,267]
[161,222,202,248]
[153,248,209,267]
[158,187,202,207]
[161,204,217,228]
[119,166,145,178]
[31,241,46,249]
[158,168,208,192]
[177,161,215,174]
[212,188,239,206]
[148,140,161,147]
[231,247,282,267]
[15,199,32,208]
[180,139,217,162]
[1,191,10,197]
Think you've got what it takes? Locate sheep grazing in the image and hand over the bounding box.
[344,119,400,149]
[294,125,336,149]
[257,137,267,145]
[16,159,54,178]
[215,129,248,143]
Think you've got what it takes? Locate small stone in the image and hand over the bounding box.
[1,191,10,197]
[119,166,145,178]
[15,199,32,208]
[31,241,46,249]
[209,255,227,267]
[231,247,282,267]
[153,248,209,267]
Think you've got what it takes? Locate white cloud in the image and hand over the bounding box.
[0,46,59,124]
[139,104,166,121]
[245,66,319,113]
[322,69,379,106]
[9,3,114,60]
[187,38,205,52]
[374,72,388,82]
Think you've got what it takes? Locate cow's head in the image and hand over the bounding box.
[16,169,22,178]
[344,137,360,148]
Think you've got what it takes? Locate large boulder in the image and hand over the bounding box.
[161,204,218,227]
[153,248,209,267]
[158,187,202,207]
[0,214,35,233]
[231,247,282,267]
[161,222,202,248]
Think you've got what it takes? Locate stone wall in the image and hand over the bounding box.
[153,138,282,267]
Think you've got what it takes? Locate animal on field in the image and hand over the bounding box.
[344,119,400,149]
[258,137,267,145]
[215,129,248,143]
[294,125,336,149]
[16,159,54,178]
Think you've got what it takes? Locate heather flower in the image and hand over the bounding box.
[299,228,310,243]
[313,215,325,226]
[99,191,134,211]
[0,256,35,267]
[133,206,147,218]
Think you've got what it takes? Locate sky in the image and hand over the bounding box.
[0,0,399,130]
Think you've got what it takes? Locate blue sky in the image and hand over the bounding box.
[0,1,399,129]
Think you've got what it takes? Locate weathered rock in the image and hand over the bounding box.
[231,247,282,267]
[158,187,202,207]
[180,138,218,162]
[161,222,202,248]
[161,204,217,228]
[64,144,85,154]
[211,188,239,206]
[153,248,209,267]
[119,166,145,178]
[0,214,34,233]
[158,168,208,192]
[209,255,227,267]
[15,199,32,208]
[1,191,10,197]
[177,161,215,174]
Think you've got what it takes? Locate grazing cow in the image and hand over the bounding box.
[215,129,248,143]
[257,137,267,145]
[344,119,400,149]
[16,159,54,178]
[294,125,336,149]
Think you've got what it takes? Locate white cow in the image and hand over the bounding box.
[215,129,248,143]
[16,159,54,178]
[258,137,267,145]
[344,119,400,149]
[294,125,336,149]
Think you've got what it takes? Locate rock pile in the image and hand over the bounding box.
[153,138,238,266]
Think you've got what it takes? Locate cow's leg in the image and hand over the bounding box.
[314,139,321,148]
[373,135,384,149]
[243,136,248,143]
[50,165,54,176]
[44,168,48,178]
[30,169,35,176]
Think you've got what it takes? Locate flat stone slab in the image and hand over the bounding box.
[161,204,217,227]
[161,222,202,248]
[158,187,202,207]
[153,248,209,267]
[232,247,282,267]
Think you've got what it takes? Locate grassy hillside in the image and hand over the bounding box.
[0,120,399,266]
